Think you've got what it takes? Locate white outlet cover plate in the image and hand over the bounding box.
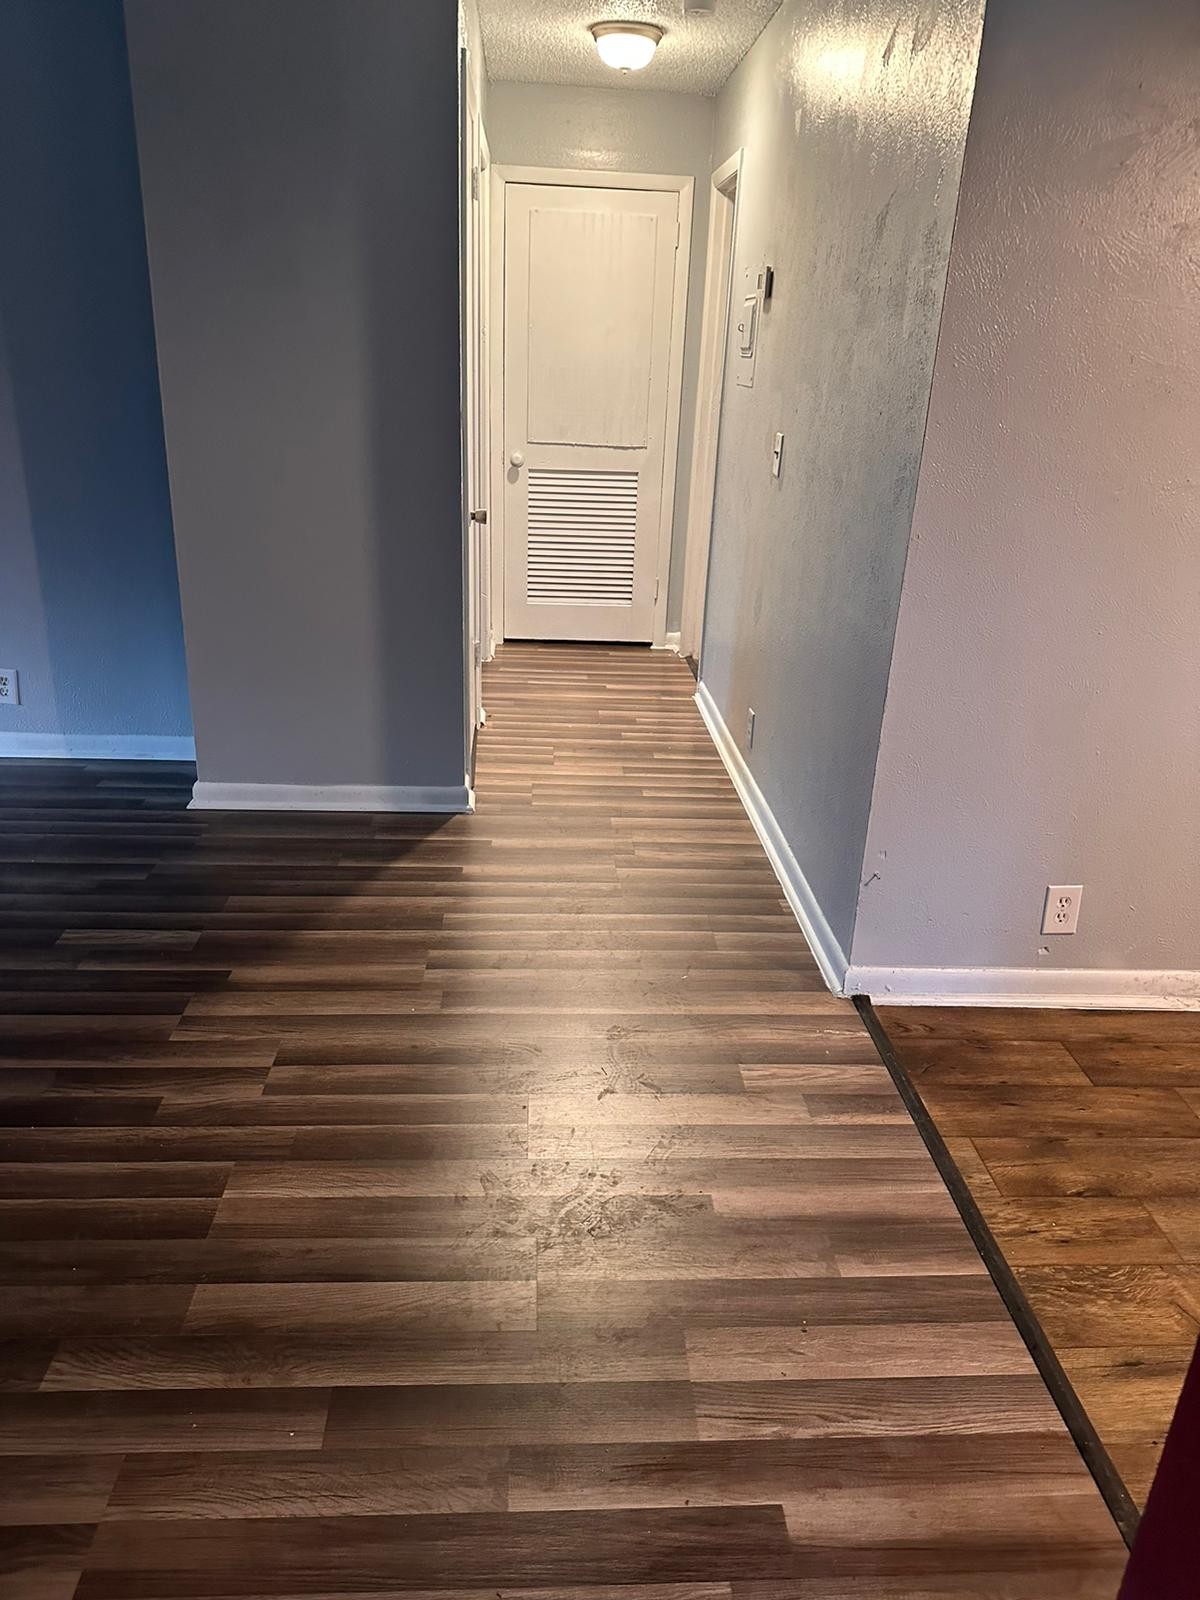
[0,669,18,704]
[1042,884,1083,935]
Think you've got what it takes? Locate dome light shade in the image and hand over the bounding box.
[589,22,663,71]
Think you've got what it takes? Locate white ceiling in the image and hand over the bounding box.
[478,0,784,98]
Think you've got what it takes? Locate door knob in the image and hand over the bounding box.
[509,451,525,468]
[470,508,488,524]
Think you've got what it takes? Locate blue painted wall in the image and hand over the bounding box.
[0,0,191,756]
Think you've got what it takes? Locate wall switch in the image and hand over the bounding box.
[0,669,18,705]
[745,708,756,749]
[771,432,784,477]
[1042,884,1082,935]
[736,264,762,388]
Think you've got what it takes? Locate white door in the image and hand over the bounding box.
[503,182,680,642]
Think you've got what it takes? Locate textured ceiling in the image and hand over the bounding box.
[478,0,784,97]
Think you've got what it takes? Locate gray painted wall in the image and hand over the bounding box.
[700,0,985,958]
[125,0,466,791]
[0,0,190,754]
[852,0,1200,977]
[486,81,715,633]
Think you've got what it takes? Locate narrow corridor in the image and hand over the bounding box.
[0,644,1124,1595]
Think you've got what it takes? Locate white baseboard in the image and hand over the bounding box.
[694,682,1199,1014]
[656,630,682,654]
[694,680,848,994]
[846,964,1200,1011]
[189,780,474,814]
[0,733,196,761]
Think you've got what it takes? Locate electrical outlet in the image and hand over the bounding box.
[0,669,18,705]
[745,708,756,749]
[1042,884,1082,935]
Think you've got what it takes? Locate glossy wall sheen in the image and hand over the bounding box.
[854,0,1200,974]
[700,0,985,959]
[486,82,716,633]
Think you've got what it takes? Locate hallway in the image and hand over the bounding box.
[1,643,1125,1595]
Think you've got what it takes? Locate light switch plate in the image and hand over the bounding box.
[735,264,762,388]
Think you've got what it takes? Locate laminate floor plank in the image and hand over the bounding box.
[0,1239,529,1286]
[220,1155,944,1197]
[879,1000,1200,1506]
[41,1328,689,1392]
[0,1288,195,1341]
[104,1447,510,1519]
[183,1281,537,1336]
[77,1506,797,1596]
[0,1522,94,1600]
[0,1389,330,1453]
[1,1458,122,1525]
[506,1431,1098,1508]
[0,645,1124,1594]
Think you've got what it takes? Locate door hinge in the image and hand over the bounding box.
[654,578,661,603]
[675,219,681,251]
[471,166,480,201]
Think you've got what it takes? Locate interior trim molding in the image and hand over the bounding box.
[846,964,1200,1011]
[694,679,848,994]
[189,781,475,814]
[490,163,694,651]
[655,631,682,653]
[0,733,196,761]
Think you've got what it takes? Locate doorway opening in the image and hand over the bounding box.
[489,166,693,648]
[458,41,744,766]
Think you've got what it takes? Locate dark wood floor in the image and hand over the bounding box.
[878,1003,1200,1508]
[1,643,1126,1597]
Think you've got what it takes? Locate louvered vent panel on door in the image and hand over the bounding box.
[526,469,638,606]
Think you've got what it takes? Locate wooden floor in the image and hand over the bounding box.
[878,1004,1200,1508]
[0,642,1127,1597]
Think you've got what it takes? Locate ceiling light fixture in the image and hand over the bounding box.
[589,21,663,72]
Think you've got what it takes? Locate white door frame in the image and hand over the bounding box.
[476,117,493,665]
[460,50,489,761]
[489,164,694,649]
[679,150,742,664]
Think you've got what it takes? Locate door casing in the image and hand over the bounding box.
[679,150,743,667]
[461,57,491,745]
[489,165,693,649]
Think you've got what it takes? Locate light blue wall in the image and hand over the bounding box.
[0,0,191,758]
[699,0,985,961]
